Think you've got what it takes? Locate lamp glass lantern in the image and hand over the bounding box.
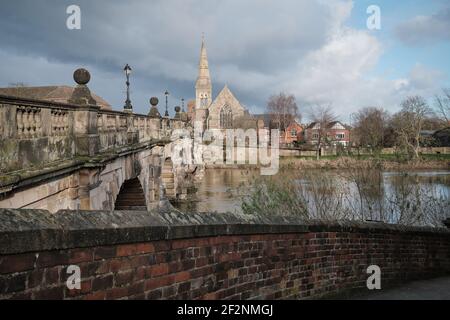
[124,64,132,76]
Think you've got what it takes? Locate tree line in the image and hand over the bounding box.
[352,91,449,159]
[266,89,450,160]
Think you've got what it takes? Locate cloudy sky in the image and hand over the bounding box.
[0,0,449,121]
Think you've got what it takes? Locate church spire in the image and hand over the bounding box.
[197,36,211,86]
[195,34,212,109]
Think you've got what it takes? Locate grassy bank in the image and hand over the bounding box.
[240,164,449,227]
[285,153,450,161]
[281,154,450,170]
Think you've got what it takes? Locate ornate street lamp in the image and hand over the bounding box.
[164,90,170,117]
[123,64,132,112]
[181,98,185,112]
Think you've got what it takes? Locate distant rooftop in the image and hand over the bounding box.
[0,85,112,110]
[305,121,350,130]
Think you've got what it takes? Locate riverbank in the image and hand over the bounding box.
[280,155,450,170]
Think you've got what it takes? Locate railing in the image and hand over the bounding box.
[0,94,188,173]
[0,95,76,140]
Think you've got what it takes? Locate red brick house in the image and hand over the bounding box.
[305,121,350,146]
[279,121,304,146]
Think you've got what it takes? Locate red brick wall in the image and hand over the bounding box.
[280,123,303,145]
[1,230,449,300]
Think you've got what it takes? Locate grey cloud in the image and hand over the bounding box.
[1,1,445,118]
[395,8,450,46]
[0,0,341,113]
[409,64,445,90]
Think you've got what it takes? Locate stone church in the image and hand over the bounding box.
[188,38,251,130]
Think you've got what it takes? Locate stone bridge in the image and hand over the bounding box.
[0,69,197,213]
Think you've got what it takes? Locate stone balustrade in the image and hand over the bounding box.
[0,69,193,212]
[0,94,188,173]
[1,96,75,140]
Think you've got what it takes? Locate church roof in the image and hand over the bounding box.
[0,85,112,110]
[215,85,239,104]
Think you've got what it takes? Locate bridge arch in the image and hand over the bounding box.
[114,177,147,211]
[161,158,176,200]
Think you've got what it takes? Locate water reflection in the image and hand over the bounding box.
[174,168,450,219]
[175,169,257,213]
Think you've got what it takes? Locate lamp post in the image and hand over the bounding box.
[164,90,169,117]
[181,98,185,112]
[123,64,132,112]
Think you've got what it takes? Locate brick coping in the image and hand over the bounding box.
[1,208,449,255]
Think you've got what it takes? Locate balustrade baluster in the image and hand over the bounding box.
[58,111,62,134]
[52,111,56,134]
[16,108,24,138]
[24,109,31,138]
[63,111,68,132]
[35,110,42,137]
[31,109,37,137]
[57,111,60,133]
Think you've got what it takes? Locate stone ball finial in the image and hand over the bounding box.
[73,68,91,85]
[148,97,161,118]
[174,106,181,113]
[150,97,159,106]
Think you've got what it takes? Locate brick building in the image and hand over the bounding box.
[279,121,303,146]
[304,121,350,146]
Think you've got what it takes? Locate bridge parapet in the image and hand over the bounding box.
[0,95,81,172]
[0,93,187,173]
[0,68,194,212]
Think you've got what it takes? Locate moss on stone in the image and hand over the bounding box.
[0,139,19,172]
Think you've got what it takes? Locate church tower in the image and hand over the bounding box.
[195,36,212,110]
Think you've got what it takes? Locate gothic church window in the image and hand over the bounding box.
[220,105,233,129]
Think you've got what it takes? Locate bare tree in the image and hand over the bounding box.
[392,96,431,159]
[351,107,390,154]
[434,88,450,124]
[307,104,337,160]
[266,93,299,131]
[382,125,397,148]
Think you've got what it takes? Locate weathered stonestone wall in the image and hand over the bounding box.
[0,94,187,174]
[0,173,79,212]
[0,94,193,212]
[0,145,176,212]
[0,101,77,172]
[87,146,171,211]
[0,209,449,300]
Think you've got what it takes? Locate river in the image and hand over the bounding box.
[174,168,450,217]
